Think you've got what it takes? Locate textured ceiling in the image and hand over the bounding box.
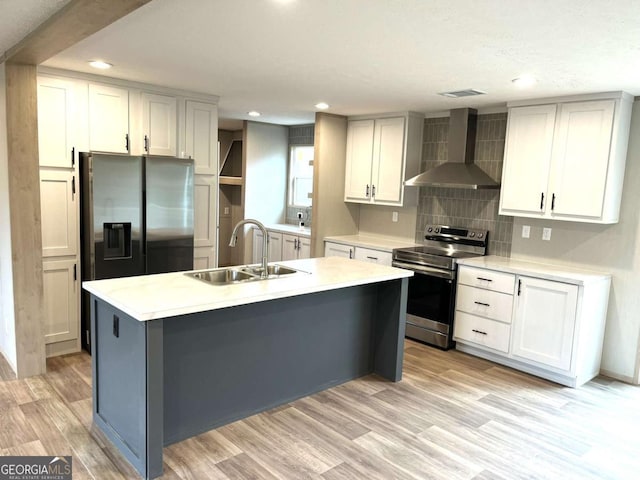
[0,0,71,59]
[23,0,640,126]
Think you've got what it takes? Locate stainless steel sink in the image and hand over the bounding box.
[240,264,298,278]
[189,268,257,285]
[187,264,300,285]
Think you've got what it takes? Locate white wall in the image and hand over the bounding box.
[510,99,640,383]
[0,63,17,371]
[243,121,288,261]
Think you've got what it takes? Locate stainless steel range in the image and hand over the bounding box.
[392,225,488,350]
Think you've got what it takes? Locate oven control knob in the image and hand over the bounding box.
[478,233,483,238]
[469,232,475,237]
[434,228,440,233]
[427,227,433,232]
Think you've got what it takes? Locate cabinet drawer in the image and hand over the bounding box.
[454,311,511,353]
[458,266,515,294]
[354,247,392,266]
[456,285,514,323]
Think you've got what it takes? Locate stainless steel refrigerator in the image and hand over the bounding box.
[80,152,194,350]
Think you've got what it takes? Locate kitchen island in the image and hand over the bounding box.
[83,257,411,479]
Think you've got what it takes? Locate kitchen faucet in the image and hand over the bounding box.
[229,219,269,278]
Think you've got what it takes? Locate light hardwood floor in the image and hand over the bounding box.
[1,340,639,479]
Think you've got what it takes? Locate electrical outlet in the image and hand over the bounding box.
[521,225,530,239]
[297,212,303,220]
[392,211,399,223]
[542,227,552,241]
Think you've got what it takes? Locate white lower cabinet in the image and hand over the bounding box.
[282,233,310,261]
[43,258,78,345]
[324,241,353,259]
[511,277,578,370]
[252,228,283,264]
[39,169,77,258]
[323,241,393,266]
[354,246,392,266]
[194,246,215,270]
[454,312,511,353]
[454,271,514,355]
[454,262,610,387]
[252,228,310,263]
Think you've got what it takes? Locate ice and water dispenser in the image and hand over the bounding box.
[103,222,132,259]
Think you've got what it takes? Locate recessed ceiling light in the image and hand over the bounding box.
[512,75,537,88]
[315,102,330,110]
[88,60,112,70]
[248,111,261,117]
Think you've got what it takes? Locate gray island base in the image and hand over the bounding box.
[87,258,410,479]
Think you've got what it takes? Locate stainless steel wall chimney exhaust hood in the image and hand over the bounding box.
[404,108,500,190]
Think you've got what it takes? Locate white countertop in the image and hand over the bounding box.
[457,256,611,285]
[324,234,418,252]
[83,257,412,322]
[264,223,311,237]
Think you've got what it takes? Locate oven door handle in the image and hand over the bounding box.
[392,261,455,280]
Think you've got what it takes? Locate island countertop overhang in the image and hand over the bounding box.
[82,257,413,321]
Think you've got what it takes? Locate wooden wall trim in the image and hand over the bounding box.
[311,112,359,258]
[2,0,153,65]
[5,64,46,377]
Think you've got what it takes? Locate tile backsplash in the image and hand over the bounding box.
[415,113,513,257]
[285,205,312,227]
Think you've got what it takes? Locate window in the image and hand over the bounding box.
[288,145,314,207]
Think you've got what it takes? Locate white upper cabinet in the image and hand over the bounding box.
[88,83,130,154]
[141,92,177,156]
[499,93,633,223]
[371,117,406,203]
[37,76,76,168]
[548,100,615,219]
[344,112,422,206]
[185,100,219,174]
[499,105,556,214]
[344,119,375,201]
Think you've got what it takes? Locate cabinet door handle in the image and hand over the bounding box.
[476,277,493,282]
[366,256,378,261]
[349,249,353,259]
[144,135,149,153]
[540,192,545,210]
[372,185,376,197]
[125,133,130,152]
[365,184,370,198]
[71,147,75,167]
[72,176,76,200]
[551,193,556,211]
[474,301,490,307]
[73,264,77,281]
[113,315,119,338]
[472,329,487,335]
[294,238,299,250]
[517,279,522,296]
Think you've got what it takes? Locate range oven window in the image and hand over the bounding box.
[406,272,456,326]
